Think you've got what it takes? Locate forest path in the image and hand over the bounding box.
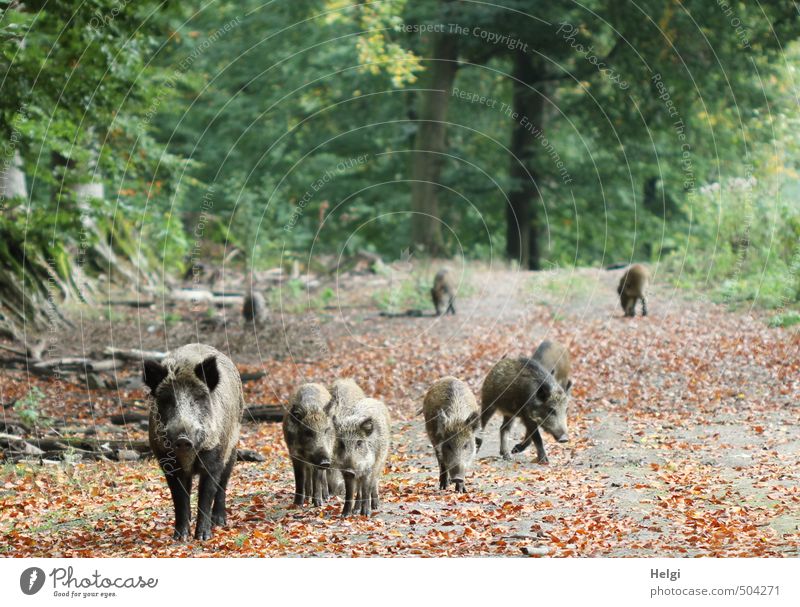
[2,265,798,556]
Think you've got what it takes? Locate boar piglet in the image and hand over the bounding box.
[533,339,573,392]
[283,383,335,507]
[480,357,569,464]
[144,344,245,541]
[617,264,649,317]
[325,378,366,496]
[423,377,480,493]
[333,398,391,517]
[431,268,456,316]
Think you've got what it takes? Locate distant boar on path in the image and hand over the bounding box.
[431,269,456,315]
[283,383,335,507]
[423,377,480,493]
[243,290,267,324]
[617,264,649,317]
[144,344,245,541]
[533,340,573,392]
[333,397,391,516]
[480,357,569,464]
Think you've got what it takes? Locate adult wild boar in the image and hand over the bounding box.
[283,383,335,507]
[144,344,245,541]
[423,377,480,493]
[333,397,391,517]
[480,357,569,464]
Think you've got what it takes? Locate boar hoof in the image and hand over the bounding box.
[173,528,190,541]
[195,527,213,541]
[501,452,512,461]
[453,481,466,493]
[511,443,526,455]
[211,513,227,527]
[537,456,549,465]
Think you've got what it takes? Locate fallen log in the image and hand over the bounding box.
[379,309,424,318]
[110,412,149,426]
[0,344,27,357]
[243,405,284,423]
[0,433,44,455]
[32,357,91,371]
[103,347,167,361]
[240,371,266,383]
[110,404,285,425]
[104,299,155,308]
[237,449,265,462]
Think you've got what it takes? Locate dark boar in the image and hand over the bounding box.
[333,398,391,517]
[423,377,480,493]
[243,290,267,324]
[617,264,649,317]
[431,268,456,315]
[533,340,573,392]
[144,344,245,541]
[283,383,334,507]
[480,357,569,464]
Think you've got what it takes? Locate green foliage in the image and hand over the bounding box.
[2,0,799,314]
[373,270,430,314]
[14,387,46,427]
[768,311,800,328]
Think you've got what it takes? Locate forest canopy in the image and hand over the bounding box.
[1,0,799,335]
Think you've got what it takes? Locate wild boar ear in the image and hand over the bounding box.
[143,360,168,394]
[466,411,480,431]
[323,397,334,415]
[194,355,220,392]
[290,404,306,421]
[565,379,573,394]
[535,381,551,403]
[360,417,374,436]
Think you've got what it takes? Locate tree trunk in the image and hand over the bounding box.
[410,9,458,256]
[507,54,546,270]
[0,151,27,200]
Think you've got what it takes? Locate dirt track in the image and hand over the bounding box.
[1,265,798,556]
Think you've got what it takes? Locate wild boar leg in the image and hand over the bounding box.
[302,464,313,505]
[641,295,648,316]
[312,468,327,507]
[291,458,305,506]
[342,474,356,516]
[196,457,224,540]
[358,477,372,516]
[320,470,330,502]
[499,415,514,460]
[165,471,192,541]
[513,418,549,463]
[477,405,495,452]
[624,295,636,317]
[437,454,449,489]
[531,430,549,464]
[446,298,456,315]
[212,454,235,527]
[370,480,380,510]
